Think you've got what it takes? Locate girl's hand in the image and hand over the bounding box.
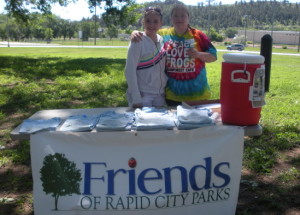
[130,31,143,42]
[187,48,199,58]
[187,48,217,63]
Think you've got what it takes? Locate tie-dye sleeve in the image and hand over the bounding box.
[196,30,217,59]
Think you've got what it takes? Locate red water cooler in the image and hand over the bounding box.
[220,53,266,126]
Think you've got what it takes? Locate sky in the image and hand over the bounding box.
[0,0,299,21]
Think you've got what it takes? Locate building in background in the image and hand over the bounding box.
[238,30,300,45]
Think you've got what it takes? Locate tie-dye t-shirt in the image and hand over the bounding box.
[158,27,217,102]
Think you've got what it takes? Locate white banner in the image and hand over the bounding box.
[30,125,244,215]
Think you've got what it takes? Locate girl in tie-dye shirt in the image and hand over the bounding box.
[161,4,217,106]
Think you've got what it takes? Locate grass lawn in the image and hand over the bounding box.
[0,47,299,215]
[24,38,131,47]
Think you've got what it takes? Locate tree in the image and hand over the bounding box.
[3,0,66,22]
[100,1,142,29]
[60,20,77,40]
[106,24,118,39]
[225,28,238,38]
[45,28,54,43]
[3,0,138,23]
[40,153,82,211]
[80,21,93,41]
[209,28,224,42]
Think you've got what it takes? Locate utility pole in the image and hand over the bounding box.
[252,30,255,48]
[271,1,275,38]
[206,0,215,37]
[6,15,10,47]
[94,5,97,46]
[243,15,249,45]
[298,19,300,53]
[298,30,300,53]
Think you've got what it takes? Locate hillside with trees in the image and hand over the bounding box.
[0,0,299,43]
[145,0,299,35]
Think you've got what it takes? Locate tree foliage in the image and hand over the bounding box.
[106,24,118,39]
[40,153,82,211]
[3,0,137,23]
[102,2,142,28]
[144,0,299,31]
[0,0,299,42]
[3,0,70,22]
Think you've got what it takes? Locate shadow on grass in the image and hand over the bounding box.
[0,201,33,215]
[0,166,32,193]
[0,56,126,80]
[0,56,128,115]
[237,181,300,214]
[0,141,33,215]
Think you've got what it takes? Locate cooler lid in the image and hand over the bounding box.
[223,53,265,64]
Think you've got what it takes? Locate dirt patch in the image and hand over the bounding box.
[237,147,300,215]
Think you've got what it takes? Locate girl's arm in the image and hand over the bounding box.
[125,41,143,106]
[187,49,217,63]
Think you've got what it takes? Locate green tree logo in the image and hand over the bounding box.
[40,153,82,211]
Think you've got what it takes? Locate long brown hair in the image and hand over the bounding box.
[171,4,196,32]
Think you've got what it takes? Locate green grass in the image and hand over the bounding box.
[24,38,130,47]
[0,47,128,58]
[0,47,299,214]
[0,48,299,165]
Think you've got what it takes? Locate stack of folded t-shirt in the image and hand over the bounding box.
[96,111,134,131]
[19,117,62,134]
[133,107,175,131]
[176,105,214,130]
[59,114,99,132]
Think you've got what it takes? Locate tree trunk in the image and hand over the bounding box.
[54,194,59,211]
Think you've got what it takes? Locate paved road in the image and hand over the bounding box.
[1,42,299,57]
[0,42,127,49]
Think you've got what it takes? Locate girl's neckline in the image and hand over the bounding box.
[145,33,158,43]
[174,27,189,36]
